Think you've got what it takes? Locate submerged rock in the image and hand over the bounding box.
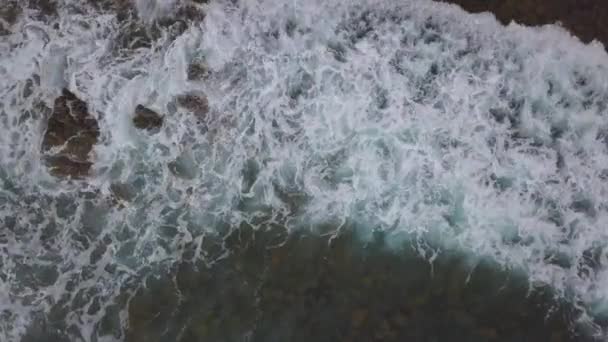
[168,151,197,180]
[133,105,163,131]
[86,0,135,21]
[173,4,205,23]
[109,182,136,206]
[186,60,210,81]
[41,88,100,178]
[106,1,204,55]
[0,1,21,35]
[125,226,596,342]
[113,21,157,53]
[28,0,57,19]
[175,92,209,122]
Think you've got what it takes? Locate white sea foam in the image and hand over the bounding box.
[1,0,608,340]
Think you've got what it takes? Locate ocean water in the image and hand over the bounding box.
[1,0,608,340]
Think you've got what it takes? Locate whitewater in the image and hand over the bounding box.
[1,0,608,340]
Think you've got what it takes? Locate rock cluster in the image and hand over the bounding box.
[41,89,100,178]
[133,105,163,131]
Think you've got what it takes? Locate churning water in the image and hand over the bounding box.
[1,0,608,340]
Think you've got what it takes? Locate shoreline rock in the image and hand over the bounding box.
[437,0,608,49]
[41,89,100,179]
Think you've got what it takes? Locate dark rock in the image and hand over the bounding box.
[597,128,608,148]
[112,21,186,56]
[186,61,209,81]
[113,21,155,53]
[127,273,181,342]
[155,4,205,32]
[28,0,57,18]
[86,0,135,21]
[0,24,9,36]
[175,92,209,121]
[489,107,507,124]
[285,18,297,37]
[23,78,35,98]
[41,89,100,178]
[570,197,596,217]
[551,124,566,141]
[122,224,597,342]
[0,1,21,25]
[133,105,163,131]
[105,0,202,56]
[175,4,205,23]
[109,182,136,205]
[327,41,347,63]
[436,0,608,51]
[44,155,94,179]
[0,1,20,35]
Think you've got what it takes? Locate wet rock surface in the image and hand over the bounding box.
[0,1,21,35]
[438,0,608,48]
[165,4,206,24]
[176,92,209,122]
[126,225,598,342]
[41,89,100,178]
[187,60,210,81]
[28,0,58,19]
[112,21,164,54]
[109,182,137,204]
[108,2,205,56]
[133,105,163,131]
[85,0,135,19]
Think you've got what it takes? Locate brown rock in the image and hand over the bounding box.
[44,155,93,179]
[187,61,210,81]
[175,92,209,122]
[28,0,57,18]
[351,309,368,328]
[0,1,20,35]
[108,2,196,55]
[133,105,163,131]
[437,0,608,50]
[41,88,100,178]
[175,4,205,23]
[0,1,21,25]
[156,4,205,30]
